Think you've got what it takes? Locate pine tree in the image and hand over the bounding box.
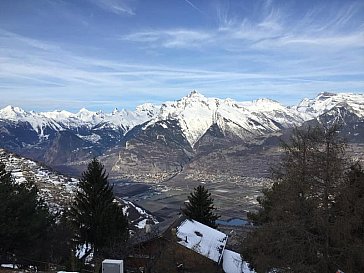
[331,163,364,272]
[0,162,53,268]
[182,185,219,228]
[70,158,128,263]
[242,125,350,273]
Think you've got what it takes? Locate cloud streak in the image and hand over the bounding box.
[88,0,135,15]
[121,29,213,48]
[183,0,205,15]
[0,0,363,111]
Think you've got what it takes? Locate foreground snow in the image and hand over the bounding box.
[223,249,255,273]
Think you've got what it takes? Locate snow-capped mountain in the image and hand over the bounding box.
[0,91,363,182]
[0,103,160,170]
[295,92,364,118]
[145,91,305,146]
[2,91,361,147]
[0,103,159,136]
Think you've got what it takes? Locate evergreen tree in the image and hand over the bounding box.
[331,163,364,272]
[242,125,353,273]
[0,162,53,268]
[70,158,128,263]
[182,185,219,228]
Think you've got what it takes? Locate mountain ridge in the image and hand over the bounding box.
[0,91,363,181]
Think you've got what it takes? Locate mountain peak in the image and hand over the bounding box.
[316,92,337,100]
[0,105,28,119]
[186,90,205,99]
[136,103,159,112]
[78,107,93,113]
[2,105,26,113]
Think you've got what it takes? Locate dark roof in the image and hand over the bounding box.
[129,214,184,245]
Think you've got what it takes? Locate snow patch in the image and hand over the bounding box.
[76,134,102,143]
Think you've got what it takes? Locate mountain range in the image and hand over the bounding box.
[0,91,363,182]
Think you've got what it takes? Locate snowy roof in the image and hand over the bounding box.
[176,219,228,263]
[222,249,255,273]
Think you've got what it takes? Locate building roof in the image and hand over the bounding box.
[102,259,123,264]
[129,214,181,245]
[222,249,255,273]
[176,219,228,263]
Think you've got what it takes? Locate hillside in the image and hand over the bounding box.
[0,149,158,229]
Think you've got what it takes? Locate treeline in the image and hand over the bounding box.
[242,125,364,273]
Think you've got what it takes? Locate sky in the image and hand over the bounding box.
[0,0,363,112]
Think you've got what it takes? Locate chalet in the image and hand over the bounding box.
[125,215,254,273]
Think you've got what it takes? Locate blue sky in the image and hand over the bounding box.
[0,0,363,112]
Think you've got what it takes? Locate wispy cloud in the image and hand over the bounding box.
[0,26,362,108]
[121,29,213,48]
[274,32,364,48]
[182,0,205,15]
[122,1,364,53]
[89,0,136,15]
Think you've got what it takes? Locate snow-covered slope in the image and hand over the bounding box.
[145,91,305,146]
[0,148,78,212]
[295,92,364,119]
[0,148,158,229]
